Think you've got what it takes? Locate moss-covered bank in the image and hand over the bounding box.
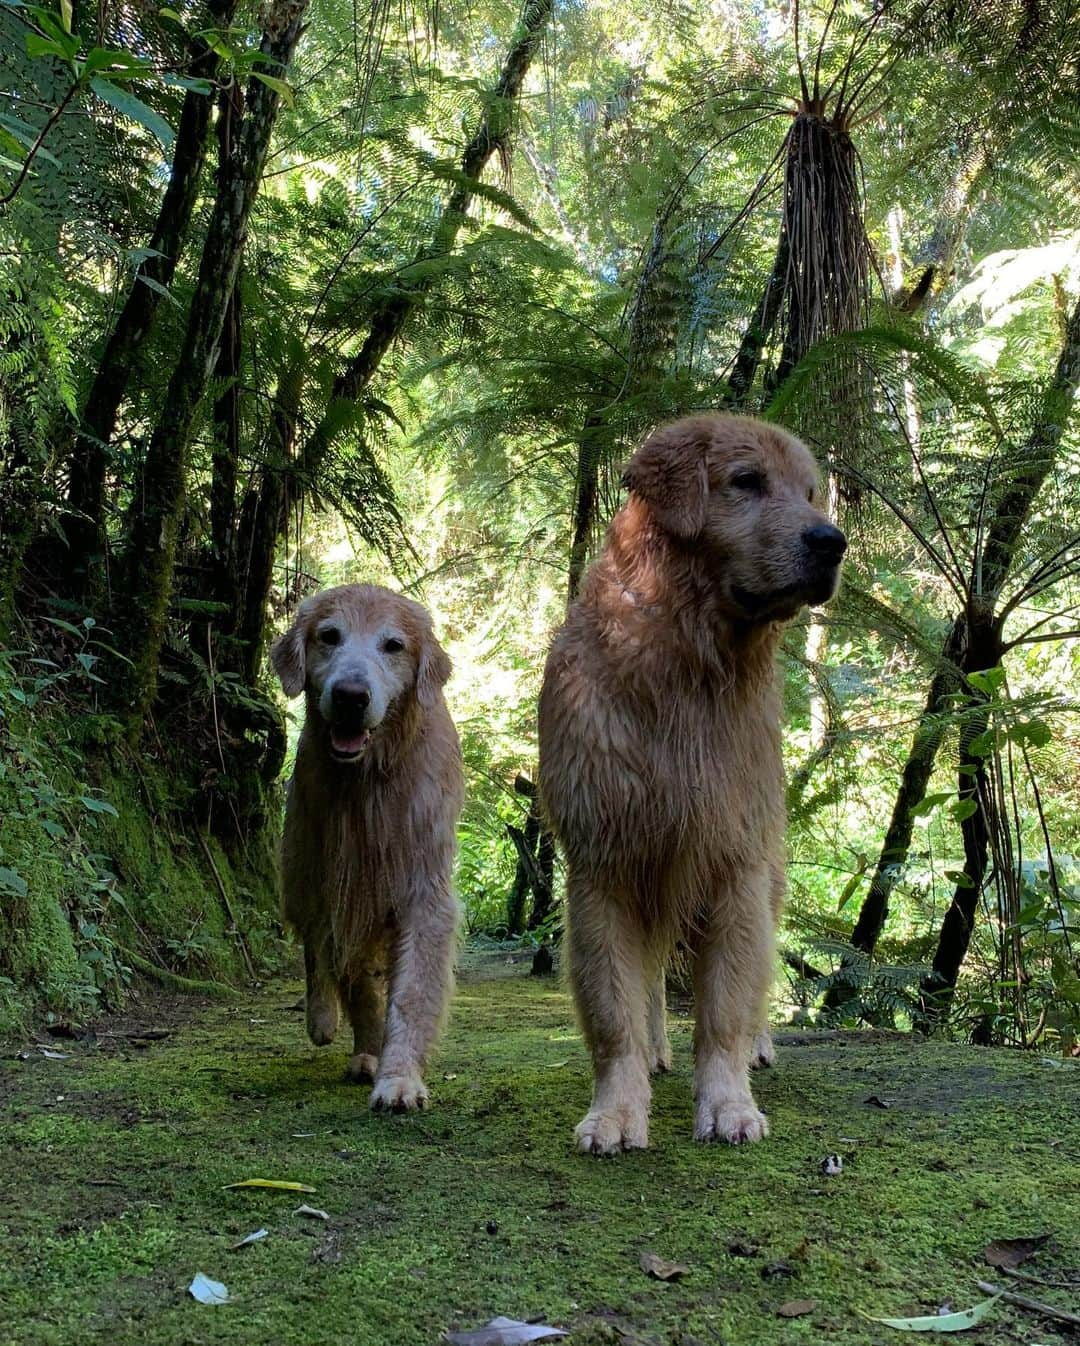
[0,722,281,1033]
[2,956,1077,1345]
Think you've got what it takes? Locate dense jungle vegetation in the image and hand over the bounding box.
[1,0,1078,1049]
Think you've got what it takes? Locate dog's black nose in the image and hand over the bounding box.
[332,681,371,710]
[802,523,847,561]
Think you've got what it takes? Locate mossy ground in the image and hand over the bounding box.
[2,951,1078,1346]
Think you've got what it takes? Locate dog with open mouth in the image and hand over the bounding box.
[271,583,463,1111]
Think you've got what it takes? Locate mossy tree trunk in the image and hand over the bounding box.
[61,0,237,600]
[208,275,242,638]
[120,0,310,733]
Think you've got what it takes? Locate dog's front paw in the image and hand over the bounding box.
[306,998,339,1047]
[370,1072,429,1112]
[575,1108,648,1156]
[648,1046,673,1075]
[694,1098,769,1145]
[344,1052,379,1084]
[750,1030,775,1069]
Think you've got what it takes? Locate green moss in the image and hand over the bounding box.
[1,961,1077,1345]
[0,804,80,1032]
[0,714,280,1030]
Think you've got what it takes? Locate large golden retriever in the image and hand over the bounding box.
[271,584,463,1111]
[538,413,846,1154]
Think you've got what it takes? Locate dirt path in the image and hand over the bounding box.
[2,960,1078,1345]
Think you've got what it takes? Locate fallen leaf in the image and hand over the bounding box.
[727,1237,760,1258]
[231,1228,268,1250]
[865,1094,892,1109]
[983,1234,1051,1269]
[294,1204,329,1221]
[444,1318,567,1346]
[291,1132,316,1139]
[41,1048,70,1060]
[188,1272,229,1305]
[640,1251,690,1281]
[777,1299,817,1318]
[863,1294,1001,1332]
[546,1060,570,1069]
[760,1261,796,1280]
[224,1179,316,1193]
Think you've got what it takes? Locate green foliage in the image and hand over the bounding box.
[1,0,1078,1042]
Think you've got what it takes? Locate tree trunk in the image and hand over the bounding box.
[298,0,553,484]
[232,360,303,685]
[848,617,965,955]
[506,803,541,936]
[120,0,310,731]
[724,233,788,409]
[529,825,556,931]
[61,0,237,597]
[566,410,605,602]
[209,276,242,628]
[846,292,1080,989]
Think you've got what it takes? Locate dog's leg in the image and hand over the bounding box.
[691,867,773,1145]
[569,883,651,1155]
[646,964,672,1074]
[342,967,386,1083]
[751,857,784,1069]
[369,890,457,1113]
[304,936,340,1047]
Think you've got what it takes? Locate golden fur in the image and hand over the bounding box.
[537,413,846,1154]
[271,584,463,1111]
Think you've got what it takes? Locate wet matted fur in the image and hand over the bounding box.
[271,584,464,1111]
[538,413,846,1154]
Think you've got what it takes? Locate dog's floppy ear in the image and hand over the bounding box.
[270,602,311,698]
[622,420,709,538]
[417,624,452,709]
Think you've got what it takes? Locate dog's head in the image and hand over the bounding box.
[270,584,451,764]
[622,413,846,622]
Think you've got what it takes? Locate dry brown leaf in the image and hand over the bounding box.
[983,1233,1051,1269]
[639,1251,690,1281]
[777,1299,817,1318]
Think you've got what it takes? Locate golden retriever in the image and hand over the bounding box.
[271,584,463,1111]
[538,413,846,1154]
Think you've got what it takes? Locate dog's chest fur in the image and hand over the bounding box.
[539,609,785,887]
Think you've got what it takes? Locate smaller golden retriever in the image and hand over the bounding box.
[538,413,846,1154]
[271,584,463,1111]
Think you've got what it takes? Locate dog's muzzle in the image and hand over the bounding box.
[328,680,374,762]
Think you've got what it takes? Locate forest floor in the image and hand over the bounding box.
[2,948,1079,1346]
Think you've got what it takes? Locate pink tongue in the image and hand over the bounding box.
[331,728,369,755]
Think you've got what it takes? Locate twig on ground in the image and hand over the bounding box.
[975,1279,1080,1328]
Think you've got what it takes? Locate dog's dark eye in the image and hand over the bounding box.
[731,470,766,493]
[381,637,405,654]
[318,626,342,647]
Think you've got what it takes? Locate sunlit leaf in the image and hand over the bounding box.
[89,77,174,150]
[224,1178,316,1192]
[862,1295,1001,1332]
[188,1272,229,1305]
[445,1318,567,1345]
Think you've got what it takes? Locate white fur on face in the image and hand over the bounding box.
[305,615,415,758]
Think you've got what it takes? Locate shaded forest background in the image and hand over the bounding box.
[1,0,1078,1049]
